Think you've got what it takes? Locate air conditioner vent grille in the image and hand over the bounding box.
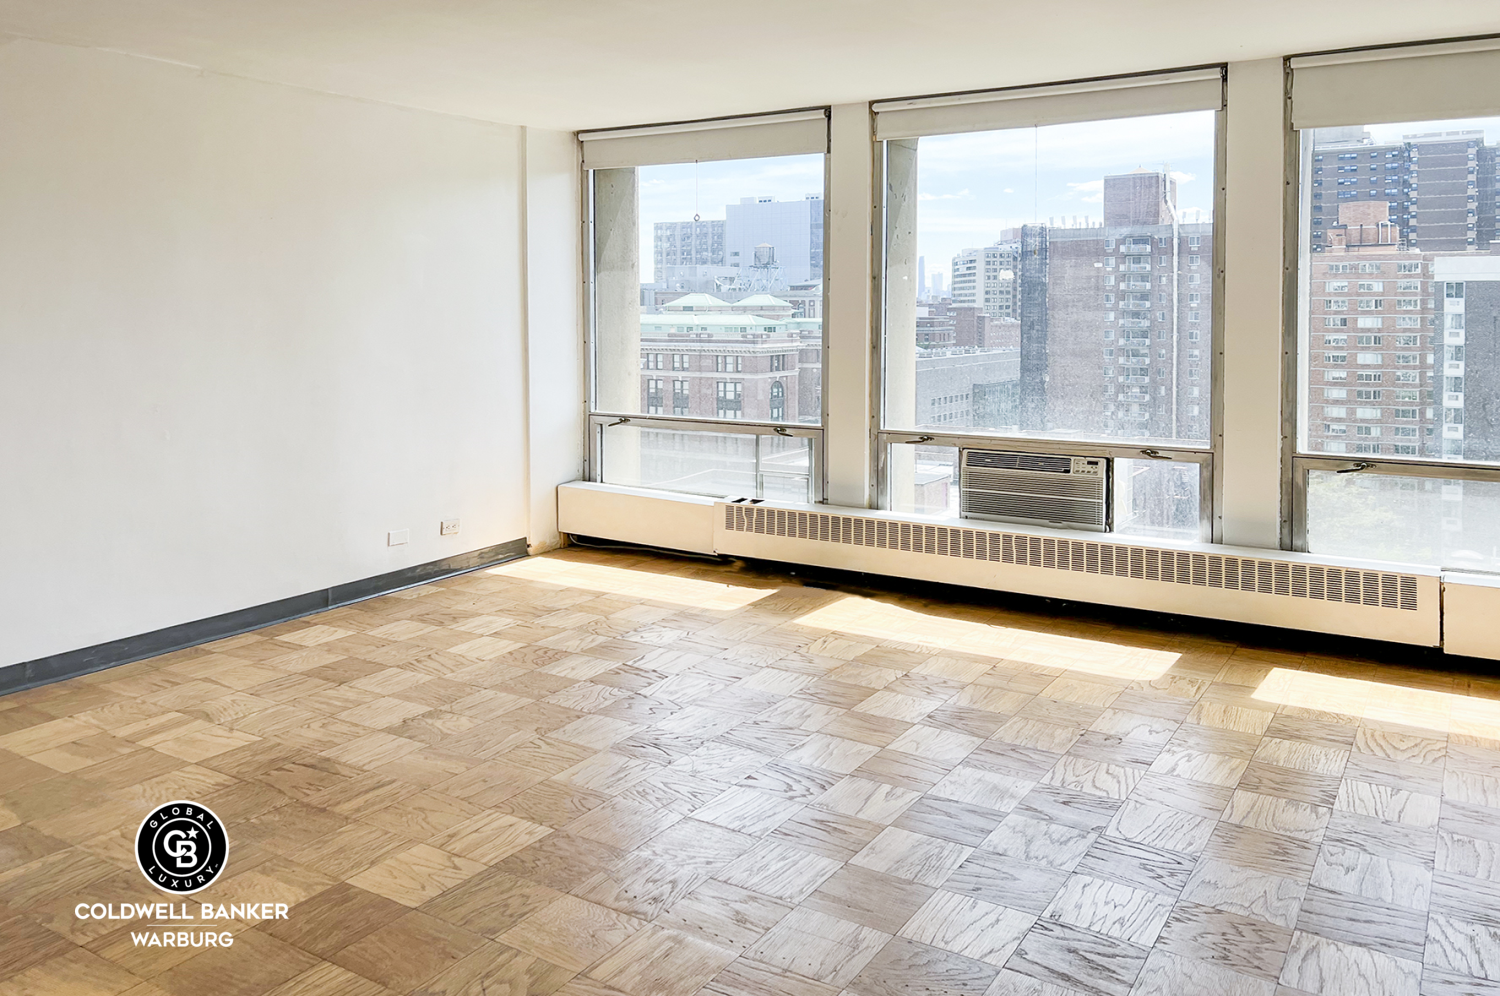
[721,504,1419,612]
[960,449,1108,530]
[965,451,1073,473]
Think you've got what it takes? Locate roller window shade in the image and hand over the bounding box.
[580,110,828,169]
[1291,40,1500,130]
[873,69,1224,141]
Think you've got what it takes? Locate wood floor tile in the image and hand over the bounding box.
[1293,884,1428,962]
[1308,842,1431,910]
[261,882,408,959]
[848,826,972,886]
[496,896,646,973]
[1179,858,1307,929]
[942,850,1070,915]
[653,879,793,953]
[345,843,487,907]
[801,864,935,935]
[898,890,1033,967]
[714,839,844,902]
[586,924,736,996]
[1278,929,1421,996]
[1041,874,1175,946]
[1153,900,1293,982]
[1221,790,1332,843]
[980,816,1098,871]
[845,935,998,996]
[330,909,487,992]
[1002,918,1150,996]
[1071,835,1196,896]
[1129,948,1275,996]
[741,907,889,988]
[419,866,564,937]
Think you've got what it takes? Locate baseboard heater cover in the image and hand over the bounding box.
[715,501,1439,647]
[0,538,528,697]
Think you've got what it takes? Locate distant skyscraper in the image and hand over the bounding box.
[652,219,725,283]
[950,243,1018,319]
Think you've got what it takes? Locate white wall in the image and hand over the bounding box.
[524,129,584,553]
[0,39,582,666]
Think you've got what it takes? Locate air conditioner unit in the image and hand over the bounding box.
[960,450,1110,532]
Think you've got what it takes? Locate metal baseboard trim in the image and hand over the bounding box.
[0,538,528,697]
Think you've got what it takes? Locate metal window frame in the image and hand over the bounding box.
[869,68,1228,543]
[586,413,825,503]
[578,110,833,495]
[1279,54,1500,553]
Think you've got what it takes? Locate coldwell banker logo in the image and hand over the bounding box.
[135,800,228,894]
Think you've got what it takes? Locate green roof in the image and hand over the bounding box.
[661,293,730,310]
[734,294,793,308]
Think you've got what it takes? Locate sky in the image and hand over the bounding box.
[627,112,1500,290]
[1361,115,1500,146]
[630,110,1218,288]
[913,110,1217,285]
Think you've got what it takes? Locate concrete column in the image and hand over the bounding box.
[885,139,920,510]
[823,103,875,507]
[1220,59,1286,549]
[592,167,641,483]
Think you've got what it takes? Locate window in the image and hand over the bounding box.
[716,381,743,419]
[1291,91,1500,564]
[877,71,1217,533]
[584,112,826,500]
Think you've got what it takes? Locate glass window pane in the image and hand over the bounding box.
[592,155,824,423]
[601,425,811,502]
[1113,459,1201,541]
[1306,470,1500,571]
[1295,116,1500,464]
[888,445,960,516]
[886,446,1202,540]
[882,111,1215,447]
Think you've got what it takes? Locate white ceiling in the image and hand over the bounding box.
[2,0,1498,131]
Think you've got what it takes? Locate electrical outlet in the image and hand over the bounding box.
[440,519,460,536]
[387,529,409,546]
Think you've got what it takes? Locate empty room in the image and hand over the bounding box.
[6,3,1500,995]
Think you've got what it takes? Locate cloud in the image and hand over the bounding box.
[918,189,971,201]
[1065,179,1104,203]
[1003,188,1014,194]
[1170,170,1196,183]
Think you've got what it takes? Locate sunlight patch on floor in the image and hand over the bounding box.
[1253,667,1500,735]
[486,558,776,611]
[792,596,1179,681]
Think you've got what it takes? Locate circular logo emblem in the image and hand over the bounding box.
[135,800,228,894]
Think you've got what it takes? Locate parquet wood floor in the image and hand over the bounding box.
[3,548,1500,996]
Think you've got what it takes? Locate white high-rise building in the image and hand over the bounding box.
[950,242,1019,319]
[724,195,824,284]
